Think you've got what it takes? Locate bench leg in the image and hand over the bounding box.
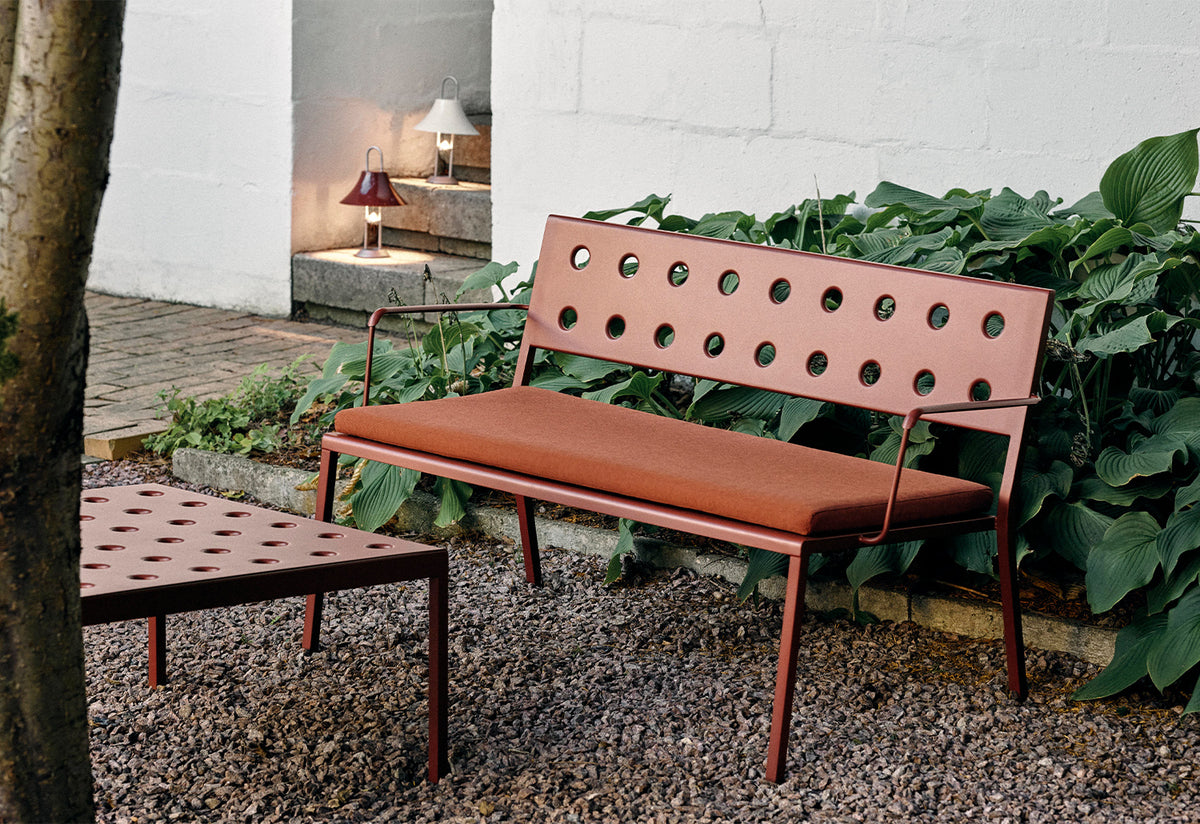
[304,445,340,652]
[303,593,325,652]
[997,520,1028,700]
[148,614,167,687]
[514,495,543,586]
[766,551,809,784]
[428,560,450,782]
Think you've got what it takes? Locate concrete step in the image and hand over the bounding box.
[291,247,492,332]
[383,177,491,260]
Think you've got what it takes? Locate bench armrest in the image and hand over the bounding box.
[363,303,530,406]
[860,396,1042,546]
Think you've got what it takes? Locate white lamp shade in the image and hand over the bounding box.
[415,97,478,136]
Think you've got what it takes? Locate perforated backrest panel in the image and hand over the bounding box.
[521,216,1053,434]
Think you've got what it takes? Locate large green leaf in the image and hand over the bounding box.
[1074,474,1173,506]
[1148,587,1200,690]
[1100,128,1199,233]
[1073,614,1168,700]
[1094,434,1188,486]
[1055,190,1115,221]
[688,385,788,423]
[553,353,628,383]
[1175,474,1200,511]
[950,530,997,576]
[979,187,1054,241]
[846,541,922,597]
[351,462,420,533]
[455,260,521,298]
[1017,461,1073,526]
[736,548,790,603]
[1086,512,1162,612]
[778,397,826,441]
[863,182,982,213]
[1078,314,1159,356]
[1040,501,1114,571]
[1158,506,1200,577]
[581,193,672,224]
[432,477,473,528]
[605,518,638,585]
[1148,552,1200,614]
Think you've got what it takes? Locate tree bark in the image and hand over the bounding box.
[0,2,124,821]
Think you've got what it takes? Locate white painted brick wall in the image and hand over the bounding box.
[89,0,295,315]
[493,0,1200,272]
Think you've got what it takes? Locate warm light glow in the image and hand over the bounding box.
[438,137,453,152]
[365,206,382,225]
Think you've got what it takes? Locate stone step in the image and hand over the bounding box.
[291,248,491,332]
[383,177,491,260]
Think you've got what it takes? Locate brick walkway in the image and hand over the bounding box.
[84,292,371,459]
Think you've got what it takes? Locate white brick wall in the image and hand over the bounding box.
[89,0,295,315]
[493,0,1200,272]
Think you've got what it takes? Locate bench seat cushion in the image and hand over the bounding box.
[334,387,993,536]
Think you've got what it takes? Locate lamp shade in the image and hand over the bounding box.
[415,76,479,136]
[340,170,404,207]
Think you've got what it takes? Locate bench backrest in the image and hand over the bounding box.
[520,215,1054,435]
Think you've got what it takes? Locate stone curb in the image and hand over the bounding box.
[171,447,1118,666]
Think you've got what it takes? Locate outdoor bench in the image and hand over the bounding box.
[310,215,1054,782]
[80,483,449,783]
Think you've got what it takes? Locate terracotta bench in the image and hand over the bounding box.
[311,215,1053,782]
[80,483,449,783]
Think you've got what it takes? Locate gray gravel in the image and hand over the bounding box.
[82,461,1200,823]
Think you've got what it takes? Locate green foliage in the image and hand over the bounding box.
[290,263,531,532]
[144,359,309,456]
[590,129,1200,705]
[301,131,1200,708]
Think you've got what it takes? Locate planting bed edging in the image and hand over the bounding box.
[172,447,1117,665]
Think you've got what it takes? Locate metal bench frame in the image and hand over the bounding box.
[309,215,1053,782]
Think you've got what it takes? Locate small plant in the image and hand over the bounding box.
[290,262,533,531]
[144,358,309,457]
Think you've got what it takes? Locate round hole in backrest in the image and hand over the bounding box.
[669,262,689,286]
[984,312,1005,338]
[875,296,896,321]
[915,370,935,396]
[655,324,675,349]
[861,361,882,386]
[822,287,843,311]
[770,279,791,304]
[606,316,626,340]
[705,333,725,357]
[807,352,828,376]
[756,343,776,367]
[971,380,992,401]
[571,246,590,270]
[559,307,578,331]
[929,304,950,329]
[719,270,740,295]
[620,254,639,278]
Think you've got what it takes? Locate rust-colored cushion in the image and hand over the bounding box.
[334,387,992,536]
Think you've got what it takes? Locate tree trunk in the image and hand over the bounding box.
[0,2,124,821]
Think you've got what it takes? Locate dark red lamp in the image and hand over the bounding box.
[340,145,405,258]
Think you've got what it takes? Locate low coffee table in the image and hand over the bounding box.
[80,483,449,782]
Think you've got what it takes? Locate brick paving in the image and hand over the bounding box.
[84,292,370,459]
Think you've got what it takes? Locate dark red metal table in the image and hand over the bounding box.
[80,483,449,782]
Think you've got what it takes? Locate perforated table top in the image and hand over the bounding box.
[80,483,445,625]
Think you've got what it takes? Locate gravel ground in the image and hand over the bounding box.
[82,461,1200,823]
